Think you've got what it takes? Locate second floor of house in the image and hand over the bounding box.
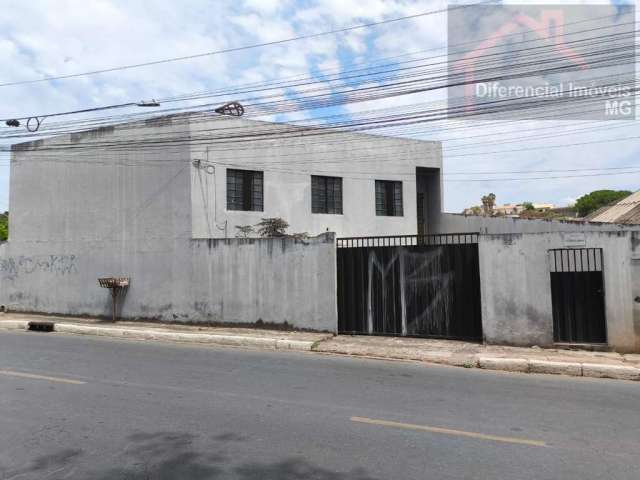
[191,164,442,238]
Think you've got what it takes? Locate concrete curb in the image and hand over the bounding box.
[0,320,318,352]
[0,320,29,330]
[477,356,529,373]
[1,320,638,380]
[473,356,640,381]
[314,343,640,381]
[582,363,640,381]
[528,359,582,377]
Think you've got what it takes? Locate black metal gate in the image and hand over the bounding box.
[549,248,606,344]
[337,233,482,340]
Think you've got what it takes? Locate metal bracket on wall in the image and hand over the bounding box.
[98,277,130,322]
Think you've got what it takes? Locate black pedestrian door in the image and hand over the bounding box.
[337,234,482,340]
[549,248,606,344]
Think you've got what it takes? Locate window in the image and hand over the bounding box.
[227,169,263,211]
[375,180,403,216]
[311,175,343,214]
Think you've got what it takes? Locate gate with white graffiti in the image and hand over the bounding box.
[336,233,482,340]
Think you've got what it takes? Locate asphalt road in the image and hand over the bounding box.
[0,331,639,479]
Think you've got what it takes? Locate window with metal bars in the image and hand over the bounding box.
[226,169,263,211]
[311,175,343,214]
[375,180,403,216]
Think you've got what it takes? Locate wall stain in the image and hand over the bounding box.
[631,232,640,253]
[70,126,115,143]
[12,139,44,151]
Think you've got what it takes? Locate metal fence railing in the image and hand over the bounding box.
[336,233,479,248]
[549,248,603,273]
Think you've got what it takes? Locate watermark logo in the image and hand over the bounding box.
[447,4,636,120]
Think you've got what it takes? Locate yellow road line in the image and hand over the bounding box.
[350,416,547,447]
[0,369,86,385]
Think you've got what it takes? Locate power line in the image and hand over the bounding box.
[5,84,638,157]
[5,57,636,150]
[2,11,632,124]
[1,76,629,148]
[443,170,640,182]
[0,23,636,188]
[2,151,638,184]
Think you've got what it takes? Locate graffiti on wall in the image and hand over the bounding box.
[0,254,78,280]
[367,247,453,336]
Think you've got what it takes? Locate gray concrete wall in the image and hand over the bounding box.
[8,113,639,345]
[1,116,338,331]
[0,234,337,331]
[190,117,443,239]
[629,231,640,351]
[434,212,640,235]
[8,116,193,244]
[479,231,639,352]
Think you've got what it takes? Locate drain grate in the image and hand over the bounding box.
[28,321,55,332]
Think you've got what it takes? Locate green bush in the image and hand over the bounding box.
[255,217,289,237]
[0,213,7,241]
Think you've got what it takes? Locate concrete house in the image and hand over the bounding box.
[0,113,442,331]
[1,112,640,352]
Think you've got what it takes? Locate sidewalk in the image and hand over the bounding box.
[316,335,640,381]
[1,313,639,381]
[0,313,332,352]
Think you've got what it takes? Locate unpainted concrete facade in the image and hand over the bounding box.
[478,231,640,353]
[0,115,342,330]
[3,113,640,351]
[190,116,442,239]
[0,235,336,331]
[431,211,640,352]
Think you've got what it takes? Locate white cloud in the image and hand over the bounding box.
[0,0,638,214]
[243,0,289,14]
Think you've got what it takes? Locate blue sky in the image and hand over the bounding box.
[0,0,638,213]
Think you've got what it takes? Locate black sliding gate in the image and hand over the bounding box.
[549,248,606,344]
[337,233,482,340]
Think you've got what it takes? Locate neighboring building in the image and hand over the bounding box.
[584,190,640,224]
[463,203,554,217]
[546,206,579,219]
[519,206,579,220]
